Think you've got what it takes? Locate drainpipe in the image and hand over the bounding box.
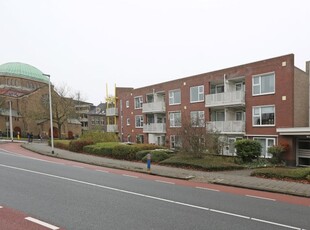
[307,61,310,126]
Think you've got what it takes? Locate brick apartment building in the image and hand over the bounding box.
[109,54,310,166]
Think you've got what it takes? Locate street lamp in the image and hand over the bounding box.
[9,101,13,142]
[43,73,54,154]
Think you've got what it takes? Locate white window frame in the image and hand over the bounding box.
[126,100,129,108]
[252,72,275,96]
[253,137,276,158]
[169,89,181,105]
[169,111,181,127]
[190,85,204,103]
[170,135,181,149]
[135,115,143,128]
[134,96,143,109]
[253,105,275,126]
[126,118,130,126]
[190,111,205,127]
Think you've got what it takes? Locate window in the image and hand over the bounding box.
[169,111,181,127]
[211,111,225,121]
[190,111,205,127]
[135,115,143,128]
[146,94,154,103]
[210,85,224,94]
[169,89,181,105]
[126,118,130,126]
[252,73,275,95]
[126,100,129,108]
[253,105,275,126]
[254,137,275,158]
[170,135,181,149]
[235,111,244,121]
[190,85,204,102]
[134,96,143,109]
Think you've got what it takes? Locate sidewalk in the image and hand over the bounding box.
[22,142,310,198]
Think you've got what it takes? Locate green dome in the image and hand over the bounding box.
[0,62,49,84]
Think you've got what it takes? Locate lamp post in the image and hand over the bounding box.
[43,73,54,154]
[9,101,13,142]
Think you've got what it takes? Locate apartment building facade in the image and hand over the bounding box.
[114,54,310,166]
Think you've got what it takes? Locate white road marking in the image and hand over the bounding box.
[155,180,175,184]
[25,217,59,230]
[196,186,220,192]
[96,169,110,173]
[246,195,276,201]
[0,163,305,230]
[251,218,302,230]
[122,174,138,178]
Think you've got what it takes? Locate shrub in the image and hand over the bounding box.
[83,142,120,157]
[68,140,94,152]
[54,140,70,150]
[142,150,170,163]
[268,145,286,164]
[112,144,139,160]
[80,131,119,144]
[136,150,151,160]
[251,167,310,181]
[235,139,261,163]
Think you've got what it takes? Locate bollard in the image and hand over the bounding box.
[146,153,151,172]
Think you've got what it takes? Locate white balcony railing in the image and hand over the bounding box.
[205,91,245,107]
[142,101,166,113]
[106,108,118,116]
[107,124,118,132]
[206,121,245,133]
[143,123,166,133]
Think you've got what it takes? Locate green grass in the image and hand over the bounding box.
[160,154,244,171]
[251,167,310,181]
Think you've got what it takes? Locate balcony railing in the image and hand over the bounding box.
[206,121,245,133]
[143,123,166,133]
[107,124,118,132]
[205,91,245,107]
[106,108,118,116]
[142,101,166,113]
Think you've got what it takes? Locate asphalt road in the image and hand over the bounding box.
[0,149,309,230]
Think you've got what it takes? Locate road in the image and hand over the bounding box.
[0,146,309,230]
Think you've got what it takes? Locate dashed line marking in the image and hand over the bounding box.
[25,217,59,230]
[196,186,220,192]
[122,174,138,178]
[155,180,175,184]
[246,195,276,201]
[96,169,110,173]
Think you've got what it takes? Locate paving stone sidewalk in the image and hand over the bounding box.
[21,142,310,198]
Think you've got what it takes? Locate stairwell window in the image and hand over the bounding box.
[252,72,275,96]
[169,111,181,127]
[190,111,205,127]
[253,105,275,126]
[169,89,181,105]
[135,115,143,128]
[190,85,204,103]
[134,96,143,109]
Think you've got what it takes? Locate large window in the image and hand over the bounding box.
[190,85,204,103]
[253,105,275,126]
[170,135,181,149]
[169,111,181,127]
[254,137,275,158]
[135,115,143,128]
[252,73,275,95]
[190,111,205,127]
[134,96,143,109]
[169,89,181,105]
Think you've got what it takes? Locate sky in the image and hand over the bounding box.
[1,0,309,105]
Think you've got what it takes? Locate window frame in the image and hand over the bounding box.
[253,137,276,158]
[169,89,181,105]
[190,85,204,103]
[134,96,143,109]
[252,72,275,96]
[169,111,181,127]
[252,105,275,127]
[190,111,205,127]
[135,115,144,128]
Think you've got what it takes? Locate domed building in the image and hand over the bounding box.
[0,62,82,139]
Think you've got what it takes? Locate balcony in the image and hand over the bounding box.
[106,108,118,116]
[205,91,245,107]
[142,101,166,113]
[143,123,166,133]
[206,121,245,134]
[107,124,118,132]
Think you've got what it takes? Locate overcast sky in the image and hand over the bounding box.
[1,0,309,105]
